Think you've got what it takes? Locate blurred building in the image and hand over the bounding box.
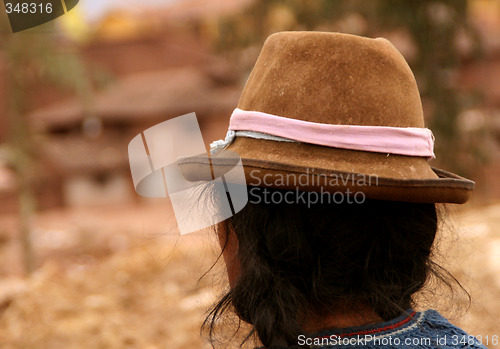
[0,0,254,212]
[28,68,239,209]
[459,0,500,197]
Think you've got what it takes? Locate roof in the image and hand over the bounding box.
[30,68,241,130]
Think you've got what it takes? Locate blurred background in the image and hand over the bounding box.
[0,0,499,348]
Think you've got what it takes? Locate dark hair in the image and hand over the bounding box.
[203,186,453,348]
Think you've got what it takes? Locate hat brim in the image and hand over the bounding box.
[178,137,474,204]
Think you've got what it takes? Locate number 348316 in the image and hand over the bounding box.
[5,2,53,14]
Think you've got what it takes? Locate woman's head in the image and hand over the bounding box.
[191,31,473,349]
[205,186,440,348]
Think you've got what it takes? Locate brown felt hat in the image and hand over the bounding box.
[178,31,474,203]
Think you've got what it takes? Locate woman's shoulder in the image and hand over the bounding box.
[411,309,487,348]
[281,309,488,349]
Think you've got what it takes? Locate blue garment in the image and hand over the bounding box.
[295,310,487,348]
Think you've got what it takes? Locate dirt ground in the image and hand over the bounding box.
[0,200,498,349]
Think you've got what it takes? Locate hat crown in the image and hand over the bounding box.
[238,31,425,128]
